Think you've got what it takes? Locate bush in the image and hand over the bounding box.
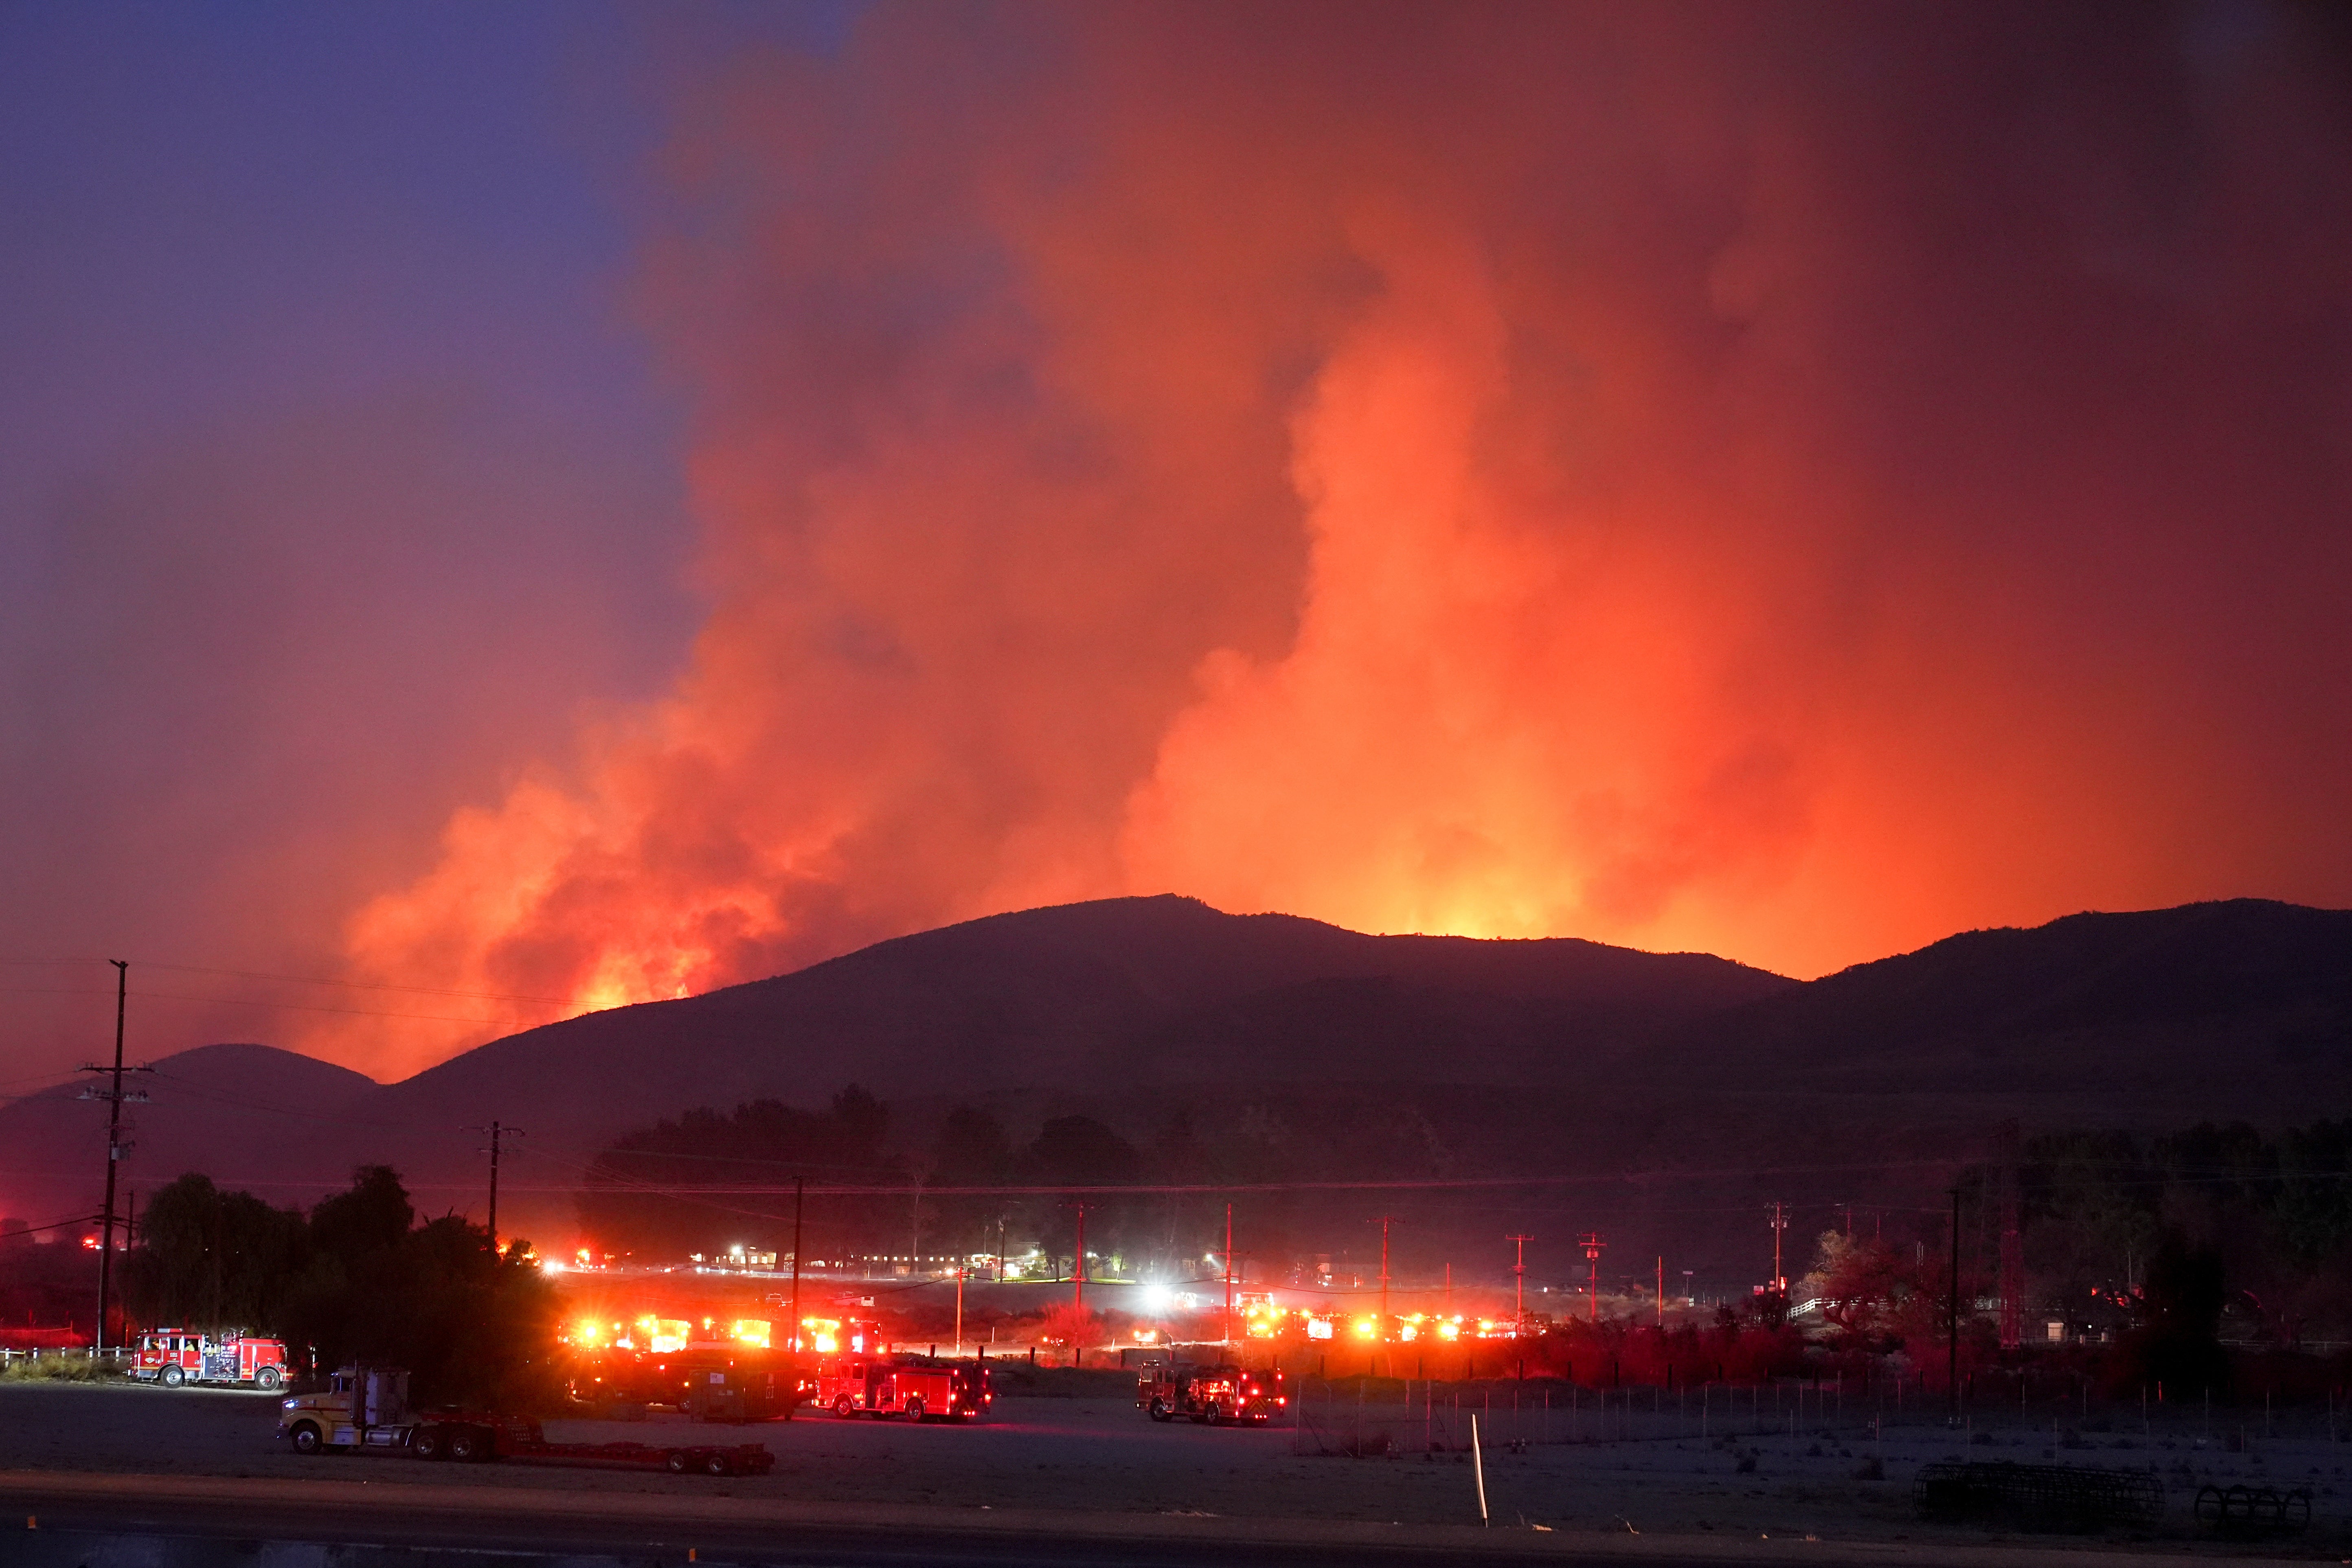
[0,1353,123,1383]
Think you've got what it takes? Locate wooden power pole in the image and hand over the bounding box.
[81,961,148,1353]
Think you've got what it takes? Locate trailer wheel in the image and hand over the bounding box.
[833,1395,856,1419]
[254,1366,283,1391]
[447,1427,484,1463]
[666,1449,691,1474]
[289,1421,323,1455]
[160,1365,184,1388]
[1148,1398,1172,1422]
[704,1453,733,1476]
[412,1427,444,1461]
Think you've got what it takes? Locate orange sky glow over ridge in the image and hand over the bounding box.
[50,2,2288,1083]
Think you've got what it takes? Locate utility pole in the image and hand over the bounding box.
[1377,1216,1395,1328]
[1947,1186,1962,1425]
[790,1175,804,1354]
[472,1122,523,1256]
[1580,1232,1604,1324]
[1997,1126,2023,1351]
[1071,1202,1087,1314]
[1223,1203,1235,1346]
[1766,1200,1790,1292]
[80,961,148,1355]
[1656,1255,1665,1327]
[1506,1235,1534,1331]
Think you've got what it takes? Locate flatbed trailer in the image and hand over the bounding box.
[279,1366,773,1476]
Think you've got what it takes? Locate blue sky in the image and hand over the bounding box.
[0,2,841,1075]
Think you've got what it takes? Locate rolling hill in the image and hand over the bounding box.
[5,894,2347,1283]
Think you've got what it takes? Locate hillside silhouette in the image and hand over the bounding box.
[0,1043,378,1232]
[7,895,2347,1280]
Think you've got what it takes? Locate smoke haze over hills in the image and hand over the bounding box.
[332,3,2352,1080]
[2,4,2349,1088]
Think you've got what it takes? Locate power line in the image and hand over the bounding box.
[0,984,512,1026]
[125,990,513,1026]
[0,955,595,1008]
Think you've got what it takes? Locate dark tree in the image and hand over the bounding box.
[121,1172,306,1333]
[281,1167,556,1407]
[307,1165,415,1265]
[2122,1228,2229,1396]
[577,1086,905,1262]
[1025,1116,1141,1189]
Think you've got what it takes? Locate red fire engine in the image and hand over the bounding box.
[815,1354,992,1421]
[1136,1361,1286,1424]
[132,1329,288,1390]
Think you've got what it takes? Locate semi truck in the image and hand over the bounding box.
[131,1329,288,1390]
[815,1354,992,1421]
[277,1365,774,1475]
[1136,1361,1287,1424]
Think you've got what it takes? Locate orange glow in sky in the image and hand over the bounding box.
[315,6,2352,1079]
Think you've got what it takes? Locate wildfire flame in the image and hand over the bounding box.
[312,6,2352,1078]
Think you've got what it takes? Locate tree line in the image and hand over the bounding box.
[1786,1118,2352,1396]
[576,1087,1160,1271]
[575,1083,1525,1282]
[124,1165,556,1406]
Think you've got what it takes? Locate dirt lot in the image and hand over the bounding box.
[1,1377,2345,1553]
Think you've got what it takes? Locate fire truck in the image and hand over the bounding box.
[131,1329,288,1390]
[815,1354,992,1421]
[568,1343,803,1421]
[278,1366,774,1475]
[1136,1361,1287,1424]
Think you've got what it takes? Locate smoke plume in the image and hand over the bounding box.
[338,2,2352,1077]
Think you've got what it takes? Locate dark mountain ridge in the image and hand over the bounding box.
[360,894,1790,1141]
[7,895,2346,1281]
[1652,899,2352,1121]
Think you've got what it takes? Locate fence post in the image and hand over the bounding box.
[1471,1413,1489,1525]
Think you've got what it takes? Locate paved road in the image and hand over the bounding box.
[0,1381,2330,1565]
[0,1469,2257,1568]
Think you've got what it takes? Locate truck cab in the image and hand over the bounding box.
[278,1365,426,1454]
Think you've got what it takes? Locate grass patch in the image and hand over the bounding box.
[0,1353,129,1383]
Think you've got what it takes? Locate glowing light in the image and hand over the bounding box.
[1353,1316,1377,1338]
[1138,1283,1174,1314]
[731,1319,771,1348]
